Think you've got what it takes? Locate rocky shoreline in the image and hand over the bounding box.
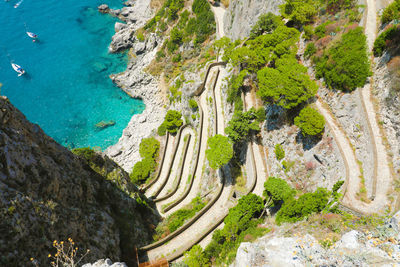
[100,0,167,172]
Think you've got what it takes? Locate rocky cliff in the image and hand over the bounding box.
[0,96,158,266]
[223,0,284,40]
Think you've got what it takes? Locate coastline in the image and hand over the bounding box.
[104,0,167,172]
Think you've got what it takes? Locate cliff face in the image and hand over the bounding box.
[0,96,158,266]
[223,0,284,40]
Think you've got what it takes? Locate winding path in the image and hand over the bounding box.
[316,0,392,214]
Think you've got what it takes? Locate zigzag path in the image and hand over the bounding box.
[316,0,392,214]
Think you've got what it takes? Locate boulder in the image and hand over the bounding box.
[97,4,109,13]
[114,22,127,33]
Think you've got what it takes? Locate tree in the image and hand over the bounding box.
[250,12,283,38]
[257,55,318,109]
[160,110,183,135]
[206,134,233,169]
[294,106,325,136]
[274,144,285,161]
[314,27,370,91]
[139,137,160,159]
[184,245,209,267]
[129,157,156,184]
[280,0,319,26]
[263,177,295,207]
[225,108,264,143]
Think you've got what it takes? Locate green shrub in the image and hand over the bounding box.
[161,110,183,135]
[381,0,400,24]
[373,26,400,57]
[315,27,370,91]
[276,188,330,224]
[327,0,355,14]
[303,25,314,40]
[172,53,182,63]
[184,245,210,267]
[157,123,167,136]
[304,42,317,59]
[200,194,267,265]
[257,55,318,109]
[263,176,295,206]
[280,0,319,26]
[139,137,160,159]
[189,99,198,109]
[250,12,283,38]
[225,108,263,143]
[129,157,156,184]
[136,31,145,41]
[71,147,96,161]
[314,21,334,39]
[206,134,233,169]
[294,106,325,136]
[274,144,285,161]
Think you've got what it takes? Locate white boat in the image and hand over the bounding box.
[14,0,23,8]
[11,63,25,76]
[26,32,38,39]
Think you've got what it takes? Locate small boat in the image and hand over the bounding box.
[14,0,23,8]
[11,63,25,76]
[26,32,37,39]
[26,31,38,42]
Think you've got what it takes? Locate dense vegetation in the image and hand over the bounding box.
[314,27,370,91]
[206,134,233,169]
[294,106,326,136]
[276,188,330,224]
[249,12,283,38]
[225,107,265,143]
[257,55,318,109]
[381,0,400,24]
[129,137,160,185]
[373,25,400,57]
[184,194,268,265]
[158,110,183,136]
[154,197,207,241]
[263,177,295,207]
[280,0,319,26]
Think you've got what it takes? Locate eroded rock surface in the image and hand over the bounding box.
[0,96,158,266]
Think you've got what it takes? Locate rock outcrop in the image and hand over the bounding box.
[0,96,158,266]
[233,217,400,266]
[106,32,166,172]
[223,0,284,40]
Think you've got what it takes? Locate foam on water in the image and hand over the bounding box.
[0,0,144,150]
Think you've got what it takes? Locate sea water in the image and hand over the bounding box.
[0,0,144,150]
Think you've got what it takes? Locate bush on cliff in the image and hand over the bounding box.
[314,27,370,91]
[158,110,183,136]
[257,55,318,109]
[294,106,325,136]
[130,137,160,185]
[225,108,265,143]
[373,25,400,57]
[250,12,283,38]
[280,0,319,26]
[206,134,233,169]
[381,0,400,24]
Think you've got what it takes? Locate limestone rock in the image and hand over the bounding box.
[97,4,109,13]
[223,0,284,40]
[114,22,127,33]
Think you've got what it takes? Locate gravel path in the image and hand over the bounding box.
[315,0,392,214]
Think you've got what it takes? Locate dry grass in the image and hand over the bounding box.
[221,0,230,8]
[150,0,166,10]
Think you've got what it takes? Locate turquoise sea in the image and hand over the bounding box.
[0,0,144,150]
